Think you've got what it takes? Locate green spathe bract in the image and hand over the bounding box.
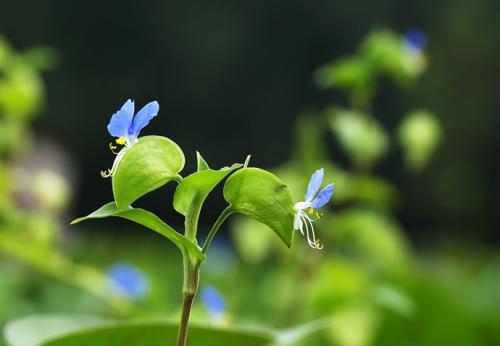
[174,164,242,217]
[223,167,295,248]
[112,135,185,210]
[173,161,242,238]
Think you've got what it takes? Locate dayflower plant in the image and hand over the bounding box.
[72,99,335,346]
[294,168,334,249]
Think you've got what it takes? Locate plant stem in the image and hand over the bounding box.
[176,254,201,346]
[201,207,234,254]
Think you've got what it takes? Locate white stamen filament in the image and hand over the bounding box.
[101,147,128,178]
[294,208,323,250]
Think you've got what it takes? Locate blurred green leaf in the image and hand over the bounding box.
[328,109,388,168]
[19,47,58,71]
[336,173,398,209]
[328,305,379,346]
[0,37,13,67]
[372,284,416,317]
[4,315,274,346]
[315,57,375,107]
[223,168,295,248]
[309,258,371,311]
[71,202,203,261]
[360,30,425,83]
[112,136,185,210]
[4,314,111,346]
[0,69,44,119]
[331,209,411,275]
[230,217,276,263]
[398,110,441,171]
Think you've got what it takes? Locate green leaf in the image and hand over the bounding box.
[398,110,441,171]
[71,202,203,261]
[112,136,185,210]
[223,168,295,247]
[196,151,210,171]
[328,109,388,168]
[4,315,274,346]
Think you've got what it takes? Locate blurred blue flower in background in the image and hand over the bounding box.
[403,29,427,54]
[201,285,226,319]
[107,262,148,300]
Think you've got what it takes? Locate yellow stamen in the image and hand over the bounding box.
[316,212,321,220]
[116,137,126,145]
[315,239,323,249]
[308,207,314,215]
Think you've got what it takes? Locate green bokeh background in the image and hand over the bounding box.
[0,1,499,345]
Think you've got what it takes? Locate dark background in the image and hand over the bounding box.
[1,0,498,245]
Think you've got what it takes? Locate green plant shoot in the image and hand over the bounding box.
[72,99,335,346]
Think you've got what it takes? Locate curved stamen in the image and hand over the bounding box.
[100,169,112,178]
[109,142,121,154]
[302,213,323,250]
[100,147,128,179]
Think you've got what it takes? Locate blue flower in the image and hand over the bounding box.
[101,99,159,177]
[107,262,148,300]
[403,29,426,54]
[293,168,334,249]
[201,285,226,318]
[107,99,159,147]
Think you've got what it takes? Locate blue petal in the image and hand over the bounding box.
[305,168,324,202]
[201,285,225,316]
[311,183,334,209]
[403,29,426,53]
[107,262,148,299]
[107,99,135,138]
[128,101,159,139]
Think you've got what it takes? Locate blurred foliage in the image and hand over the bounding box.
[0,28,498,346]
[0,36,133,332]
[218,29,498,346]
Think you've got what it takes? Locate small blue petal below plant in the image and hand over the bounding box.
[201,285,226,317]
[107,262,148,300]
[305,168,324,202]
[311,183,334,209]
[403,29,426,53]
